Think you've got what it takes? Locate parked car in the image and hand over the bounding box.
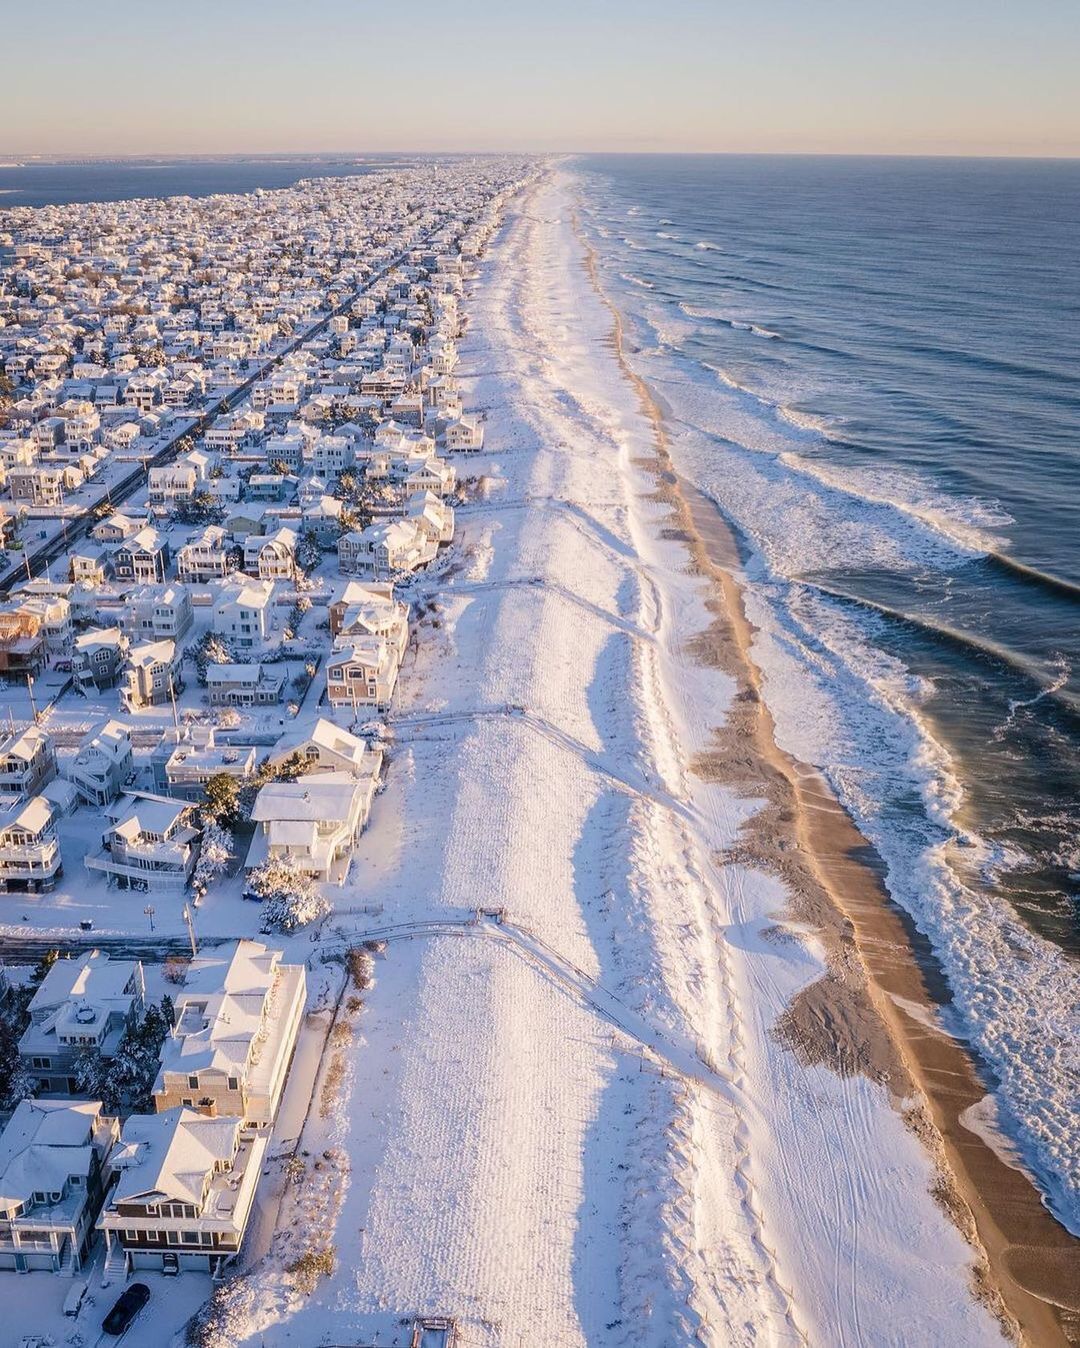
[102,1282,150,1335]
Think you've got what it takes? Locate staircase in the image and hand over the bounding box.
[57,1238,77,1278]
[102,1241,128,1287]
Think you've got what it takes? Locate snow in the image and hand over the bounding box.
[205,172,1003,1345]
[0,170,1007,1347]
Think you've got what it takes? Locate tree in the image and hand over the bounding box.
[30,949,59,984]
[247,858,330,933]
[74,1000,172,1114]
[0,985,34,1110]
[195,631,234,684]
[201,776,241,829]
[296,528,322,572]
[194,820,235,895]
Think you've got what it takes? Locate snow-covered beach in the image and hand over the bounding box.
[207,168,1044,1346]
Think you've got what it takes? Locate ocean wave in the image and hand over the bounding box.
[678,303,781,341]
[656,231,678,240]
[620,272,654,290]
[736,574,1080,1232]
[695,240,721,251]
[776,451,1012,557]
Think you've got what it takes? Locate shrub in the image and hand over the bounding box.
[287,1246,336,1295]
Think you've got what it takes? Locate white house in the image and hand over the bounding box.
[212,577,275,649]
[0,1099,119,1274]
[206,662,286,708]
[122,582,194,642]
[177,525,231,582]
[18,950,146,1095]
[66,720,133,807]
[246,771,375,885]
[337,518,436,579]
[0,794,63,894]
[264,717,383,781]
[84,793,201,893]
[242,526,297,581]
[120,638,182,710]
[152,940,306,1125]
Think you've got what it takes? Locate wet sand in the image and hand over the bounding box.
[575,209,1080,1346]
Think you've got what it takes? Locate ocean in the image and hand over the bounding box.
[0,155,406,208]
[575,153,1080,958]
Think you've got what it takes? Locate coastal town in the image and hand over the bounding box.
[0,158,538,1345]
[0,147,1066,1348]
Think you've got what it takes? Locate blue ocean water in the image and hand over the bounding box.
[0,156,401,207]
[575,154,1080,954]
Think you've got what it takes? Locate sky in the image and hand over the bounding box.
[5,0,1079,158]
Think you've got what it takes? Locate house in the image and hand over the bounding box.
[325,635,401,711]
[441,413,484,452]
[300,492,344,546]
[19,950,146,1095]
[0,1099,119,1273]
[328,580,410,658]
[8,464,82,508]
[246,771,375,884]
[72,626,129,693]
[177,525,231,582]
[121,638,182,710]
[0,794,63,893]
[309,433,354,479]
[150,725,255,800]
[263,431,306,473]
[212,577,274,649]
[406,490,455,545]
[147,459,200,513]
[206,662,286,708]
[337,518,436,579]
[92,512,146,545]
[242,526,296,581]
[403,457,456,498]
[152,940,305,1125]
[66,720,133,807]
[0,726,57,798]
[97,1108,267,1277]
[84,792,201,892]
[122,582,194,642]
[114,526,170,583]
[0,601,47,674]
[68,545,110,586]
[264,717,383,781]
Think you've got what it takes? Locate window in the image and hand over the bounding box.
[167,1230,180,1245]
[182,1230,199,1244]
[188,1075,199,1089]
[227,1076,239,1090]
[31,1057,50,1069]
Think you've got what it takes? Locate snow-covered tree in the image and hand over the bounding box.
[296,529,322,572]
[193,820,234,893]
[248,857,330,933]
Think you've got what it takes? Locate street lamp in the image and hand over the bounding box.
[144,904,155,933]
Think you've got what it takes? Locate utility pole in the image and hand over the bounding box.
[182,903,198,958]
[25,672,39,724]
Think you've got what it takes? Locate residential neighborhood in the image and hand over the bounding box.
[0,155,535,1338]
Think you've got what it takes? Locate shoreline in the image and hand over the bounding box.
[572,197,1080,1345]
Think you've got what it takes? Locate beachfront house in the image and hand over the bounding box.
[325,635,401,711]
[151,939,305,1125]
[97,1108,267,1278]
[246,771,375,885]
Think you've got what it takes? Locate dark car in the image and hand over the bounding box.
[102,1281,150,1335]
